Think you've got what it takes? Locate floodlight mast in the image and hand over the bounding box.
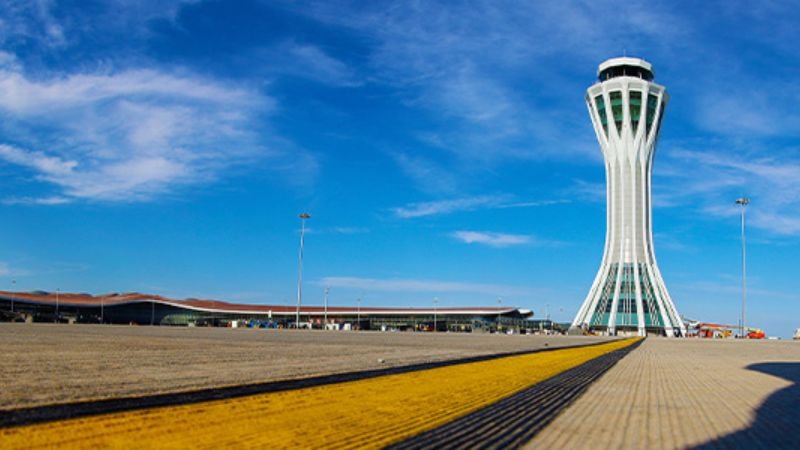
[296,212,311,329]
[736,197,750,338]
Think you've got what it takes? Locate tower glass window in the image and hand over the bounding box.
[630,91,642,134]
[595,95,608,136]
[645,93,658,136]
[610,91,623,134]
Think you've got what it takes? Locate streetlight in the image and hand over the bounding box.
[296,212,311,329]
[546,303,551,331]
[356,298,361,331]
[324,287,329,329]
[433,297,438,333]
[736,197,750,339]
[497,297,503,333]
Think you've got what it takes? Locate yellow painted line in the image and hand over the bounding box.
[1,339,639,449]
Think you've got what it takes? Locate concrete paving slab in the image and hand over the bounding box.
[524,338,800,449]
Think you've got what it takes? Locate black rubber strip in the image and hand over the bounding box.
[387,339,643,450]
[0,339,624,429]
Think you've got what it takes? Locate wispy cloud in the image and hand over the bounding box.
[390,152,459,194]
[0,0,199,48]
[0,62,315,202]
[0,262,10,277]
[320,276,532,296]
[0,261,32,277]
[392,196,504,218]
[657,146,800,236]
[282,42,362,87]
[392,195,565,218]
[284,0,685,164]
[673,279,799,302]
[304,227,370,235]
[248,41,362,88]
[1,195,71,206]
[451,231,531,247]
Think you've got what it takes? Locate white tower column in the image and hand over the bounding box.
[572,57,686,337]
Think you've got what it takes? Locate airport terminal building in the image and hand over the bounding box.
[0,291,544,333]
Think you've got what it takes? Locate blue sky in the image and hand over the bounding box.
[0,1,799,337]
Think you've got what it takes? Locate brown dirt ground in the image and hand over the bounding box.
[0,323,609,410]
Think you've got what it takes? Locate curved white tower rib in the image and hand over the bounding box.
[572,57,686,337]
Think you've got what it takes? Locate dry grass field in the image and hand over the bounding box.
[0,323,609,410]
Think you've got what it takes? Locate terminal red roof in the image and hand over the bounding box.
[0,290,526,316]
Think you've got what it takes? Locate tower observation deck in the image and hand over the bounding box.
[571,57,686,337]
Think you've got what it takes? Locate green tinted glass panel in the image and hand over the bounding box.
[630,91,642,134]
[645,93,658,135]
[610,91,623,134]
[594,95,608,136]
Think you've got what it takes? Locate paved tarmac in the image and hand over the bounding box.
[525,338,800,449]
[4,324,798,449]
[0,324,608,409]
[0,340,637,449]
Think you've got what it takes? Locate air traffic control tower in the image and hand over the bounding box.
[571,57,686,337]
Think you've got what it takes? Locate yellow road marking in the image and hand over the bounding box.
[1,339,638,449]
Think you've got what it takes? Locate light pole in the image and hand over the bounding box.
[296,212,311,329]
[736,197,750,339]
[546,303,551,331]
[55,288,60,323]
[356,298,361,331]
[324,287,329,329]
[433,297,438,333]
[497,297,503,333]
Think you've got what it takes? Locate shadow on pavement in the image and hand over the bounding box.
[693,362,800,449]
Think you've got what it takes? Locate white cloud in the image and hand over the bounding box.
[332,227,370,234]
[392,196,508,218]
[0,62,313,202]
[246,41,361,88]
[284,1,686,164]
[284,42,361,87]
[1,196,70,206]
[452,231,531,247]
[0,68,258,114]
[657,146,800,236]
[320,276,531,296]
[390,152,459,194]
[0,0,199,48]
[0,261,32,277]
[392,195,565,218]
[695,89,800,138]
[304,226,370,235]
